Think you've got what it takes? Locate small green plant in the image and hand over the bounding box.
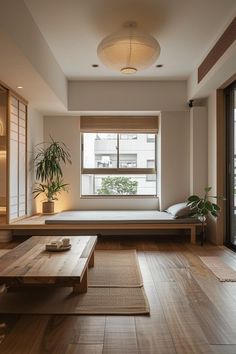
[187,186,222,220]
[33,137,72,201]
[187,186,224,245]
[33,179,68,201]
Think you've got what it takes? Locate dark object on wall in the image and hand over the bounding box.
[188,100,194,108]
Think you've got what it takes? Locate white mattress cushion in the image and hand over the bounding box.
[45,210,198,224]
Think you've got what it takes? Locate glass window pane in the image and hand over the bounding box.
[147,134,155,142]
[119,154,137,168]
[119,134,156,168]
[83,133,117,168]
[81,174,157,196]
[146,160,156,181]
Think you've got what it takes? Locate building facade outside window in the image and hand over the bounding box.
[120,134,137,140]
[147,134,155,143]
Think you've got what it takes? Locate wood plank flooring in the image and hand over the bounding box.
[1,237,236,353]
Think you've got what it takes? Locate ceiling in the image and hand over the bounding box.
[24,0,236,81]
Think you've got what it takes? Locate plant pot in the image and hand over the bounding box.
[42,201,54,214]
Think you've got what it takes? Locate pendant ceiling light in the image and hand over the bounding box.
[97,22,161,74]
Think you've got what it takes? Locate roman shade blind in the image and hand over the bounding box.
[80,116,159,133]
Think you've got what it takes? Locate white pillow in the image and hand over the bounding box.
[166,202,191,219]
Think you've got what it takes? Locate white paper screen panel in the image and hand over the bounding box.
[18,106,26,217]
[9,96,27,221]
[9,99,18,221]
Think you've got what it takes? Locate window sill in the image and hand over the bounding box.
[80,195,158,199]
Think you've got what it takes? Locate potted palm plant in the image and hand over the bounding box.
[33,137,72,214]
[187,186,224,245]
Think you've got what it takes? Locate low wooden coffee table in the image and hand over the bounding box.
[0,235,97,294]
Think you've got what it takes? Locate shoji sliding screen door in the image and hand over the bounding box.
[8,94,27,222]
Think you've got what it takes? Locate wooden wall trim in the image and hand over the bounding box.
[198,17,236,83]
[216,89,225,245]
[6,88,10,224]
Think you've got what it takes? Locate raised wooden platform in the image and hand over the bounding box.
[0,213,200,243]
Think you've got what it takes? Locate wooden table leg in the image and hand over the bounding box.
[0,284,6,294]
[201,224,205,246]
[88,251,95,268]
[190,226,196,244]
[73,268,88,294]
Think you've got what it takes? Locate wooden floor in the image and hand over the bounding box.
[1,237,236,354]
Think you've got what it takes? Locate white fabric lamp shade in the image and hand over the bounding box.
[97,26,161,74]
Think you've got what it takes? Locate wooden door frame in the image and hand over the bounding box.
[224,81,236,249]
[0,80,28,224]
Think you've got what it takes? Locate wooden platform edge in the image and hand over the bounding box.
[0,223,199,243]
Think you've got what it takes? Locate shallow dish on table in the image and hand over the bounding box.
[45,244,71,252]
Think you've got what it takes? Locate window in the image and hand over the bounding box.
[81,133,157,196]
[80,116,158,196]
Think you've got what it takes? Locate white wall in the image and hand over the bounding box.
[0,0,68,107]
[68,81,187,112]
[208,93,217,197]
[187,39,235,244]
[207,91,218,243]
[43,116,160,211]
[27,106,44,215]
[42,80,190,211]
[159,111,190,210]
[187,41,236,100]
[43,116,81,212]
[190,107,208,196]
[186,18,236,244]
[44,110,190,211]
